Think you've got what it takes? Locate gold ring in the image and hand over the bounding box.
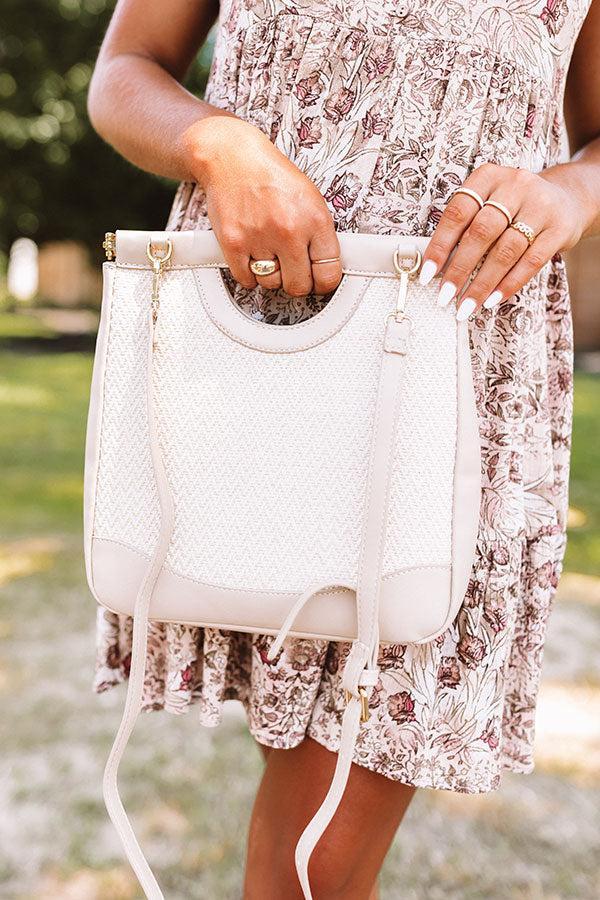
[451,187,484,209]
[249,258,280,277]
[483,200,513,226]
[311,256,341,265]
[509,220,536,245]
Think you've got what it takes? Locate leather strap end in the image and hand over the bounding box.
[383,314,412,355]
[358,667,379,688]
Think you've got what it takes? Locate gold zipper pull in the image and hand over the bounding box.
[146,239,173,343]
[103,232,116,260]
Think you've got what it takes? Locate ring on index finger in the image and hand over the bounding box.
[451,187,485,209]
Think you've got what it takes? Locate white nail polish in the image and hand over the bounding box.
[437,281,457,307]
[419,259,437,286]
[483,290,503,309]
[456,298,477,321]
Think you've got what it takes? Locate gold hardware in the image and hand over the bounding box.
[392,248,422,320]
[509,220,536,246]
[249,258,280,276]
[344,687,370,723]
[146,239,173,342]
[103,232,116,260]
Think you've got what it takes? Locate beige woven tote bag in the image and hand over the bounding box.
[84,228,481,899]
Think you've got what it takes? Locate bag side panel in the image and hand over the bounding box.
[84,263,117,598]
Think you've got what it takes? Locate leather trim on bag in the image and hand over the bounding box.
[193,267,373,352]
[92,537,453,644]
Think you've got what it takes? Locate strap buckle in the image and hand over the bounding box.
[344,686,370,723]
[392,247,421,278]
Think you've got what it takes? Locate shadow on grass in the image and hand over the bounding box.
[0,333,97,353]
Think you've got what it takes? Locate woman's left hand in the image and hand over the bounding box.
[418,162,588,319]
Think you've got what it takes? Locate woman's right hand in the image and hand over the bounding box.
[186,115,342,296]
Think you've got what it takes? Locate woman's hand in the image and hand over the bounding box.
[187,116,342,297]
[418,162,593,318]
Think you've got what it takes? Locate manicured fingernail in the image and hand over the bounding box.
[419,259,437,286]
[483,290,503,309]
[437,281,457,307]
[456,298,477,321]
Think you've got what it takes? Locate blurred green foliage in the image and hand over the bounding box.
[0,0,213,259]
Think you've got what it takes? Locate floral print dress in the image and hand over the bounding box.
[93,0,590,793]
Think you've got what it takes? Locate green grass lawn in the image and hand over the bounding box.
[0,310,55,340]
[0,350,92,536]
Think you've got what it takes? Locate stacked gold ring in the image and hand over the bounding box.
[452,188,536,245]
[509,220,536,245]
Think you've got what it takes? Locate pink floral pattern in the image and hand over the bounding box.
[93,0,591,792]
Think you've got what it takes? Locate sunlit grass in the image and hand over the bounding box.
[0,536,63,587]
[0,350,91,536]
[534,683,600,783]
[557,571,600,606]
[567,506,587,528]
[32,865,139,900]
[0,381,57,408]
[566,372,600,575]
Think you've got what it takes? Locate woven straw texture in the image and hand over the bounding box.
[93,266,457,592]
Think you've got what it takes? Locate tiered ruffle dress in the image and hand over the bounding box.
[93,0,590,792]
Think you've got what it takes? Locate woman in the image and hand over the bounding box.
[88,0,600,896]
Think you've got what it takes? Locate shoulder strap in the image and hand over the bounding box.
[101,306,412,900]
[294,313,411,898]
[101,309,174,900]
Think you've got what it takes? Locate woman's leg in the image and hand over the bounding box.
[245,736,416,900]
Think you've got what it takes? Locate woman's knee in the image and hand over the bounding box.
[307,839,376,899]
